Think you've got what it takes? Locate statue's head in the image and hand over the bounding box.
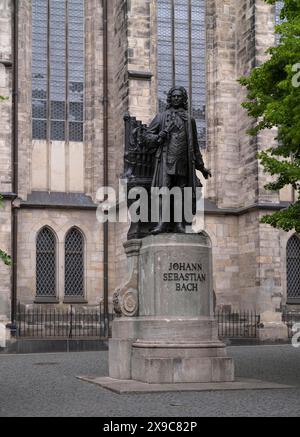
[166,86,188,110]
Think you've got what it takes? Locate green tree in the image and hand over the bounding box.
[0,96,12,266]
[239,0,300,233]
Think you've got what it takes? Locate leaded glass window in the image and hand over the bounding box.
[65,228,84,297]
[157,0,206,148]
[287,236,300,302]
[32,0,85,142]
[36,227,57,297]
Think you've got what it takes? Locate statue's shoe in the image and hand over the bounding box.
[174,223,186,234]
[151,223,169,235]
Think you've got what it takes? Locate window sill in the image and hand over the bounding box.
[34,297,60,304]
[286,300,300,305]
[63,297,88,304]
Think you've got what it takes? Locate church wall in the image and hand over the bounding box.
[0,0,12,321]
[238,210,260,311]
[236,0,259,207]
[17,0,31,200]
[108,0,129,296]
[257,212,282,313]
[255,0,281,205]
[205,0,241,209]
[127,0,156,124]
[112,0,157,292]
[0,200,12,321]
[0,0,12,193]
[205,214,240,310]
[17,208,103,305]
[110,0,294,314]
[0,0,297,321]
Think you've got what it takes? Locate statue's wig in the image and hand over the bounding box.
[166,86,189,110]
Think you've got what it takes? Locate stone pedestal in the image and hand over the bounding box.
[258,311,288,342]
[109,234,234,384]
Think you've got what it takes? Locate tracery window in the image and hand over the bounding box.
[157,0,206,148]
[32,0,85,142]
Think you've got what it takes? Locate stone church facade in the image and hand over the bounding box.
[0,1,298,336]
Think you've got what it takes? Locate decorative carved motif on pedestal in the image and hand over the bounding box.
[113,287,138,317]
[113,240,142,318]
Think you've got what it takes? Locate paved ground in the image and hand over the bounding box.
[1,345,300,417]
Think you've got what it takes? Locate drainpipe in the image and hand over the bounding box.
[102,0,109,335]
[11,0,19,326]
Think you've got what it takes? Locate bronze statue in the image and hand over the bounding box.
[145,86,211,234]
[123,87,211,238]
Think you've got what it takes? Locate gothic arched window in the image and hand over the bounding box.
[157,0,206,148]
[287,235,300,303]
[32,0,85,142]
[36,227,57,297]
[64,228,85,297]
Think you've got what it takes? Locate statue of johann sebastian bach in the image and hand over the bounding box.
[145,86,211,234]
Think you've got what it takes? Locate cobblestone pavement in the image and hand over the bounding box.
[0,345,300,417]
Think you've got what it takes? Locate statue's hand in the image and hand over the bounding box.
[202,168,212,180]
[158,130,168,140]
[157,130,169,145]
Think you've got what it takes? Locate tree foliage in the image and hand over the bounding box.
[239,0,300,233]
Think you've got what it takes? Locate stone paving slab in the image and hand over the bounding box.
[76,376,292,395]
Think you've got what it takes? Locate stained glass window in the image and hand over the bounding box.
[32,0,84,142]
[157,0,206,148]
